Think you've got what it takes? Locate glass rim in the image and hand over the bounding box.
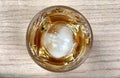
[26,5,93,72]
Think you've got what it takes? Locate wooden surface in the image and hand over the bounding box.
[0,0,120,78]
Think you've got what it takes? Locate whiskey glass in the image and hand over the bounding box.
[26,6,93,72]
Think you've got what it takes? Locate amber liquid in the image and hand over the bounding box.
[28,7,91,71]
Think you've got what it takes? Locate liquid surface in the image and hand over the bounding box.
[32,14,83,65]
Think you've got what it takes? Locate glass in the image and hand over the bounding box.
[26,6,93,72]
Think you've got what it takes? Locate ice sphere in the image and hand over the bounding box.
[43,25,74,58]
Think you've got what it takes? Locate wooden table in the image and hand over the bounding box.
[0,0,120,78]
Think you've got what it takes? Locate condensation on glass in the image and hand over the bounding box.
[26,6,93,72]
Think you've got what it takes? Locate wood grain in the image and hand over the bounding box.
[0,0,120,78]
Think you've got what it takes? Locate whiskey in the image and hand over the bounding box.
[26,6,93,72]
